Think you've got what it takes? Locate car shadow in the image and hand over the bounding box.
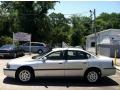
[3,77,119,87]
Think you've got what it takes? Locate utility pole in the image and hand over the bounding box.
[90,9,97,55]
[94,9,97,55]
[90,10,93,34]
[13,32,15,46]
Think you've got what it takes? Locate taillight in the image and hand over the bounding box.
[44,44,47,47]
[112,60,114,66]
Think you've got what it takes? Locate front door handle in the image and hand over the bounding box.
[58,63,63,64]
[82,62,87,64]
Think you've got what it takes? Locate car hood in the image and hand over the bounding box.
[0,48,11,51]
[9,57,42,65]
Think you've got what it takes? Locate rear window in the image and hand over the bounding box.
[1,45,15,49]
[31,43,44,46]
[67,50,91,60]
[24,42,45,47]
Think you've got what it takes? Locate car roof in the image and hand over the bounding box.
[0,44,15,48]
[2,44,15,47]
[31,42,45,44]
[51,48,96,58]
[52,48,84,52]
[24,42,45,45]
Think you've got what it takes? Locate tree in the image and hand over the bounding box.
[70,15,91,46]
[0,1,56,42]
[96,12,120,30]
[49,13,70,46]
[0,36,12,46]
[0,1,120,47]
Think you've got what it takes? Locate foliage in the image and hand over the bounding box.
[0,1,56,42]
[70,15,91,46]
[96,13,120,31]
[49,13,70,45]
[0,36,13,46]
[0,1,120,47]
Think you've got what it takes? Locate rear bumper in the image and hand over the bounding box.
[3,68,16,78]
[102,67,116,76]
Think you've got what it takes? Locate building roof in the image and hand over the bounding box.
[86,29,120,38]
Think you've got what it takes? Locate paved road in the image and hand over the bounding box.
[0,55,120,90]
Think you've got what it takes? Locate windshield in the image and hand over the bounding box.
[0,45,14,49]
[32,55,42,59]
[32,53,48,59]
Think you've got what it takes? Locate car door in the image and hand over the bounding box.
[65,50,90,76]
[22,42,30,52]
[31,43,43,53]
[14,46,19,55]
[30,43,37,52]
[36,50,65,76]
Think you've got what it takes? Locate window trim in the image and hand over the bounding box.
[46,50,65,60]
[66,50,91,60]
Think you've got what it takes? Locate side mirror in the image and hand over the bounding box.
[43,57,47,60]
[42,57,47,62]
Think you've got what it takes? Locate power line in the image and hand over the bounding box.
[63,11,89,15]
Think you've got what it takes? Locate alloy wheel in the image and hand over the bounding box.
[86,71,99,83]
[19,70,31,82]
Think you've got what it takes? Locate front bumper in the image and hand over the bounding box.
[3,68,16,78]
[0,53,14,57]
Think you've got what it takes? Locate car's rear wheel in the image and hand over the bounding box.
[85,70,100,83]
[12,53,17,58]
[38,49,43,54]
[16,69,34,83]
[21,52,24,56]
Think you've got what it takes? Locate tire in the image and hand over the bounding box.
[21,52,24,56]
[12,53,17,58]
[16,68,34,83]
[38,49,43,54]
[84,70,100,83]
[19,52,23,56]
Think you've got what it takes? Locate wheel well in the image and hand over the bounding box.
[84,67,101,76]
[38,49,43,54]
[38,49,43,52]
[15,66,35,78]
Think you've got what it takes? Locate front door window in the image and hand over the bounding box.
[46,51,64,60]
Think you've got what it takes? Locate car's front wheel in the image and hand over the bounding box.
[11,53,17,58]
[85,70,100,83]
[16,69,34,83]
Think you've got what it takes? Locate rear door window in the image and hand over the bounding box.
[24,43,29,46]
[67,50,91,60]
[31,43,44,46]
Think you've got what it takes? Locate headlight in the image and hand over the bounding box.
[6,63,10,68]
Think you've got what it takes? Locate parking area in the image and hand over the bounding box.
[0,54,120,90]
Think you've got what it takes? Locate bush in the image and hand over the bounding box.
[0,36,13,46]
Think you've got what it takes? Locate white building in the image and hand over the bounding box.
[86,29,120,57]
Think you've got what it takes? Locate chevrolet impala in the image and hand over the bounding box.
[3,48,116,83]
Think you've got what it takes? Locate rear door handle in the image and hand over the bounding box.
[58,63,63,64]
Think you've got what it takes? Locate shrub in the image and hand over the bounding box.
[0,36,13,46]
